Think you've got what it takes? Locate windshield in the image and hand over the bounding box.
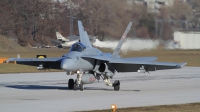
[70,42,86,52]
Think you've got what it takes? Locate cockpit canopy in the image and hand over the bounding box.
[70,42,86,52]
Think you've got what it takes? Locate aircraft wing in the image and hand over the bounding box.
[81,55,110,61]
[81,55,157,62]
[81,55,185,72]
[109,58,186,72]
[6,57,64,69]
[122,57,157,62]
[58,39,68,43]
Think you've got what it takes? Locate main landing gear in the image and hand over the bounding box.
[103,75,120,91]
[113,80,120,91]
[68,73,120,91]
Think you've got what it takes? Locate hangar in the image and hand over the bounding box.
[174,30,200,49]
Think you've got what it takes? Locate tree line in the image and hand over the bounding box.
[0,0,197,46]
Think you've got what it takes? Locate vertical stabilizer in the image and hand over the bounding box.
[56,32,69,41]
[112,22,132,57]
[78,21,92,47]
[17,54,20,58]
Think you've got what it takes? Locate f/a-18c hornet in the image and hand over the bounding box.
[7,21,186,91]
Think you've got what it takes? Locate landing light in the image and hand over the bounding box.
[111,104,117,112]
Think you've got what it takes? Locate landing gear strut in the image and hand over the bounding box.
[103,75,120,91]
[74,71,84,91]
[68,79,74,89]
[80,82,84,91]
[74,80,78,91]
[74,80,84,91]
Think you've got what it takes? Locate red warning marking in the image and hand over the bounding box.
[89,77,96,82]
[122,34,126,40]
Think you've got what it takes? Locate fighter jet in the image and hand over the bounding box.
[7,21,186,91]
[56,31,96,48]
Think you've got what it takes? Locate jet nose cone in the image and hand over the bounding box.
[60,59,68,70]
[61,58,77,71]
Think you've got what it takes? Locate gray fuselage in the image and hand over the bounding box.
[60,42,102,72]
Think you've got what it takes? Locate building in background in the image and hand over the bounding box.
[128,0,187,13]
[173,30,200,49]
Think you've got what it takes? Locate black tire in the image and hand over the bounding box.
[80,82,84,91]
[113,80,120,91]
[68,79,74,90]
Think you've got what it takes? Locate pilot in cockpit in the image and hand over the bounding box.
[70,43,86,52]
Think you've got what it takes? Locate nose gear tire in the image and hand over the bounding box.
[68,79,74,90]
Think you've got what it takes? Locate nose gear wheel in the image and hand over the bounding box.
[74,80,84,91]
[68,79,74,90]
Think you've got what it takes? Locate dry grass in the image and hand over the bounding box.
[122,49,200,66]
[0,64,62,74]
[100,48,200,66]
[0,35,27,52]
[0,48,200,74]
[0,48,69,58]
[80,103,200,112]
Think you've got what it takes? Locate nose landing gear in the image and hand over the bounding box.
[74,80,83,91]
[68,79,84,91]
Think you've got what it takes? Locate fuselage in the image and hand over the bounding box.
[60,42,102,71]
[61,40,79,48]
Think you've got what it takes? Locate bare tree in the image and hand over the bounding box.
[76,0,149,39]
[171,2,192,20]
[2,0,196,46]
[0,0,72,46]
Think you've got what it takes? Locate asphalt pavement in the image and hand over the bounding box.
[0,67,200,112]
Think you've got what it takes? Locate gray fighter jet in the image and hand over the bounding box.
[7,21,186,91]
[56,31,96,48]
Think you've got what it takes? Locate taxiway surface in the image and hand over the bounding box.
[0,67,200,112]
